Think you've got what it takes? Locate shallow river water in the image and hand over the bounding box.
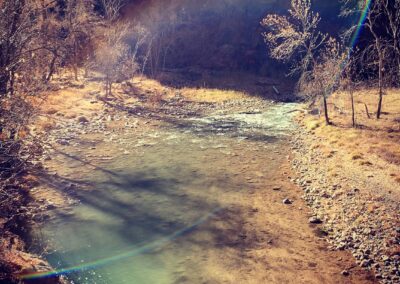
[31,103,298,284]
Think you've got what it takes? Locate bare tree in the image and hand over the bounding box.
[382,0,400,84]
[0,0,56,143]
[341,77,357,127]
[0,0,95,93]
[0,1,39,96]
[89,0,150,97]
[262,0,334,124]
[61,0,97,81]
[101,0,126,24]
[366,1,387,119]
[300,38,346,125]
[261,0,328,77]
[93,22,146,97]
[0,0,98,136]
[341,0,400,119]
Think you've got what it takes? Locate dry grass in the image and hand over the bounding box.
[330,88,400,129]
[304,118,321,131]
[300,88,400,184]
[178,87,248,103]
[132,76,166,89]
[31,80,103,133]
[43,87,101,115]
[130,76,250,103]
[36,119,56,132]
[31,74,253,134]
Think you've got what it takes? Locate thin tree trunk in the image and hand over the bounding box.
[73,65,78,81]
[105,78,109,98]
[9,71,15,97]
[367,14,385,119]
[73,40,79,81]
[377,55,383,119]
[141,39,152,75]
[364,103,371,119]
[395,45,400,85]
[0,74,9,96]
[323,95,330,125]
[84,66,89,78]
[105,74,111,98]
[46,52,58,82]
[350,91,355,127]
[377,91,383,119]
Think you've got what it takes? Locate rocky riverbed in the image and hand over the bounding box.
[291,125,400,284]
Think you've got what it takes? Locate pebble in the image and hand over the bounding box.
[308,217,322,224]
[283,198,292,205]
[341,270,350,276]
[360,259,371,267]
[57,139,70,146]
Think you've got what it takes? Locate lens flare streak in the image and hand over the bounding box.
[349,0,372,50]
[21,208,221,280]
[332,0,372,95]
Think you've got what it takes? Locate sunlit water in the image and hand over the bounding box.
[33,103,299,284]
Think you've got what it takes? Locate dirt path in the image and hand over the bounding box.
[26,82,376,284]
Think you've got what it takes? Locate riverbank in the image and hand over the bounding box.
[0,128,67,284]
[291,90,400,284]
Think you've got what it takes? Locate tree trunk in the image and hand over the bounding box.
[0,74,9,96]
[84,67,89,78]
[105,75,110,97]
[395,44,400,85]
[105,79,113,98]
[364,103,371,119]
[46,52,58,82]
[73,65,78,81]
[368,14,385,119]
[323,95,330,125]
[377,91,383,119]
[350,91,355,127]
[73,40,79,81]
[9,71,15,97]
[377,55,383,119]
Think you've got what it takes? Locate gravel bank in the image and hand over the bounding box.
[291,123,400,283]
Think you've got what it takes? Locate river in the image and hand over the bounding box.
[30,103,299,284]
